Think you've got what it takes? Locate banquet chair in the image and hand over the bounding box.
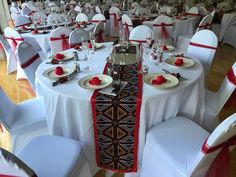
[129,25,152,44]
[176,14,213,52]
[17,42,42,91]
[186,6,199,16]
[109,6,121,37]
[135,7,146,17]
[49,27,72,55]
[47,13,64,25]
[74,5,82,12]
[4,27,27,80]
[91,14,106,24]
[203,62,236,132]
[153,15,173,45]
[20,6,32,17]
[68,10,78,21]
[0,86,48,154]
[69,29,90,47]
[75,13,89,23]
[140,113,236,177]
[198,6,208,17]
[121,14,133,41]
[186,29,218,77]
[93,21,105,43]
[32,12,47,24]
[14,16,32,28]
[0,34,17,74]
[17,135,92,177]
[95,5,102,14]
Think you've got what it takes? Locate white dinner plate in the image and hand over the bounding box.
[144,73,179,89]
[78,74,113,90]
[42,66,75,79]
[49,51,75,61]
[165,57,195,68]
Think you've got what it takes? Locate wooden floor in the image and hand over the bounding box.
[0,43,235,177]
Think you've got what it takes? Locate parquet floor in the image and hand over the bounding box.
[0,43,235,177]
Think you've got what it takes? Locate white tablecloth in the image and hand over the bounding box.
[35,43,205,176]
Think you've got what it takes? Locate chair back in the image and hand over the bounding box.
[91,14,106,23]
[93,21,105,43]
[187,7,199,15]
[17,42,42,91]
[198,7,208,17]
[122,14,133,41]
[189,113,236,177]
[129,25,152,44]
[135,7,146,17]
[47,13,63,24]
[211,10,216,19]
[95,5,102,14]
[153,15,173,45]
[4,27,24,52]
[197,14,213,31]
[0,86,15,130]
[75,13,89,23]
[131,2,140,9]
[14,16,32,28]
[32,12,47,24]
[69,29,89,47]
[186,29,218,76]
[109,6,121,37]
[21,6,31,16]
[68,10,77,21]
[49,27,72,54]
[74,5,82,12]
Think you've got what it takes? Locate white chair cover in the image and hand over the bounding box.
[129,25,152,44]
[0,34,17,74]
[121,14,133,41]
[49,27,72,55]
[140,113,236,177]
[109,6,121,37]
[95,5,102,14]
[204,62,236,132]
[135,7,146,17]
[153,15,173,45]
[47,13,64,24]
[91,14,106,23]
[187,6,199,15]
[75,13,89,23]
[69,29,90,47]
[93,21,105,43]
[0,86,48,153]
[14,16,32,28]
[74,5,82,12]
[186,29,218,77]
[17,42,42,91]
[198,6,208,16]
[20,6,32,17]
[18,135,92,177]
[131,2,140,9]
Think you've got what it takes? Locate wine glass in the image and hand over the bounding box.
[89,32,95,54]
[81,37,92,70]
[146,31,152,48]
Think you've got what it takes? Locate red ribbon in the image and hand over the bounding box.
[90,20,106,23]
[128,39,147,43]
[202,135,236,177]
[189,42,217,50]
[50,34,69,51]
[5,36,24,51]
[0,175,19,177]
[15,22,32,28]
[199,23,212,29]
[227,68,236,85]
[186,13,200,16]
[153,23,173,39]
[123,22,132,39]
[110,13,119,30]
[20,53,40,69]
[95,30,104,43]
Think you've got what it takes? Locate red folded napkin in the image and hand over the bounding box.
[55,66,64,75]
[54,53,64,60]
[175,57,184,66]
[152,75,167,85]
[162,44,168,51]
[89,77,102,85]
[87,42,92,49]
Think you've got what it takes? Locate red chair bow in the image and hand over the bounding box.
[20,53,40,69]
[199,23,212,29]
[110,13,119,30]
[153,23,173,39]
[227,68,236,85]
[189,42,217,50]
[123,23,132,39]
[95,30,104,43]
[5,36,24,51]
[202,135,236,177]
[90,20,106,23]
[50,34,69,51]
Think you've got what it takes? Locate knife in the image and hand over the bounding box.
[162,69,186,80]
[52,75,74,87]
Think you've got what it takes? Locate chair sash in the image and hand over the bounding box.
[153,23,173,39]
[50,34,69,51]
[189,42,217,50]
[202,135,236,177]
[186,13,199,16]
[90,20,106,23]
[123,22,132,39]
[95,29,104,43]
[128,39,146,43]
[20,53,40,69]
[227,68,236,85]
[4,36,24,51]
[199,23,212,29]
[109,13,119,30]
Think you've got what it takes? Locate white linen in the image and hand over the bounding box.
[219,12,236,41]
[35,44,205,176]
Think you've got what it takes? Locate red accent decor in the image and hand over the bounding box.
[189,42,217,50]
[5,36,24,51]
[123,23,132,39]
[201,135,236,177]
[90,20,106,23]
[199,23,212,29]
[153,23,173,39]
[110,13,119,30]
[227,68,236,85]
[95,30,104,43]
[50,34,69,51]
[0,174,19,177]
[70,42,82,48]
[20,53,40,69]
[128,39,146,43]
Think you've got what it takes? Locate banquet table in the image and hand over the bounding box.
[35,43,205,176]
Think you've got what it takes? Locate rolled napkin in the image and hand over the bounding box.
[152,75,167,85]
[55,66,64,75]
[162,44,168,51]
[89,77,102,85]
[54,53,64,60]
[175,57,184,66]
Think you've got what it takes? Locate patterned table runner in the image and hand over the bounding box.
[91,62,142,172]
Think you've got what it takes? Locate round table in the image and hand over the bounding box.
[35,43,205,176]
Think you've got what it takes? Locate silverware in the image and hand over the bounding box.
[162,69,172,74]
[52,75,74,87]
[111,80,121,95]
[162,69,186,80]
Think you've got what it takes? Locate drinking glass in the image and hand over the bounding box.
[89,32,95,54]
[81,37,92,70]
[146,31,152,47]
